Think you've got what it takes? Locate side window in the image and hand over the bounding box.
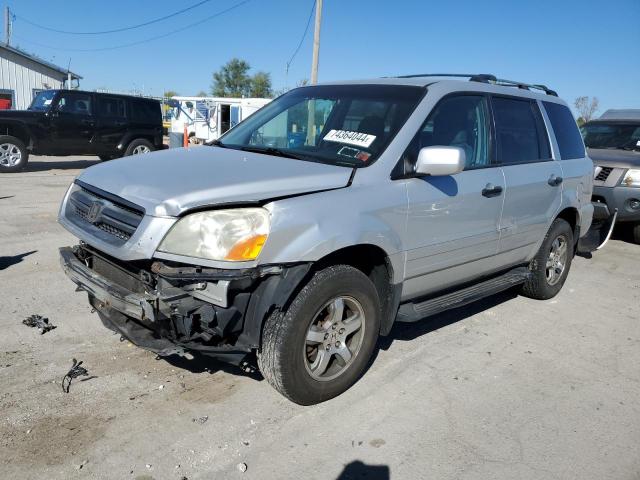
[56,93,92,115]
[400,95,491,173]
[99,97,126,118]
[130,100,160,123]
[492,97,550,165]
[543,101,586,160]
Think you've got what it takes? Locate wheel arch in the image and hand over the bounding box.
[556,206,580,245]
[0,122,33,149]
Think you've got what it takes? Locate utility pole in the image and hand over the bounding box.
[4,6,11,46]
[309,0,323,84]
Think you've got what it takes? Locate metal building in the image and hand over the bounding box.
[0,44,81,110]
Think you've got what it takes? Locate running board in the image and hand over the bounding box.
[396,267,531,323]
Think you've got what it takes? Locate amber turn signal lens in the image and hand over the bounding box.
[225,234,268,261]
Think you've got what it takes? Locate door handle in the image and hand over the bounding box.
[548,175,563,187]
[482,183,503,198]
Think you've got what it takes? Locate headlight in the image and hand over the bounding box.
[623,169,640,187]
[158,208,270,262]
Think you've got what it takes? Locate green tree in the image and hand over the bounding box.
[211,58,251,97]
[574,96,599,123]
[250,71,273,98]
[163,90,179,99]
[196,90,208,97]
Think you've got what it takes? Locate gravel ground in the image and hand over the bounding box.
[1,155,639,480]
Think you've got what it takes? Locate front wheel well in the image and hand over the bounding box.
[0,124,32,148]
[306,244,396,335]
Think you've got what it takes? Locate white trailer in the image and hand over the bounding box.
[169,96,271,144]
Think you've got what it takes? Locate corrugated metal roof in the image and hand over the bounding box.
[0,43,82,79]
[600,109,640,121]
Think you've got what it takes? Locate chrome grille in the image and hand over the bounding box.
[67,186,144,244]
[595,166,613,182]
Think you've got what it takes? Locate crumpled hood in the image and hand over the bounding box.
[77,146,353,217]
[588,148,640,169]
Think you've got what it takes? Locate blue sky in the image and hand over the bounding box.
[6,0,640,114]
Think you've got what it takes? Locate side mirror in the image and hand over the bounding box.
[415,146,466,176]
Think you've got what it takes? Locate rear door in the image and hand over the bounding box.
[95,95,128,154]
[403,94,506,299]
[493,96,562,261]
[49,92,97,154]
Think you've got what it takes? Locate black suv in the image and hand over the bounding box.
[0,90,163,172]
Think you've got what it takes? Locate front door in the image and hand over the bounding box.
[49,92,97,154]
[403,94,505,299]
[491,96,562,260]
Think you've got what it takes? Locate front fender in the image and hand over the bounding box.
[260,182,408,283]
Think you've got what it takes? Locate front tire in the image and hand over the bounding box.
[522,218,574,300]
[258,265,381,405]
[0,135,28,172]
[124,138,154,157]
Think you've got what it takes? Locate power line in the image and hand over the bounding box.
[12,0,252,52]
[13,0,213,35]
[286,0,315,73]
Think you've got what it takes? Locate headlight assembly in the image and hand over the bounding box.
[622,169,640,187]
[158,208,270,262]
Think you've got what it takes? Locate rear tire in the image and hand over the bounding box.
[258,265,381,405]
[124,138,154,157]
[0,135,28,172]
[522,218,574,300]
[632,223,640,245]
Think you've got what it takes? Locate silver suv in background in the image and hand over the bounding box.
[59,74,594,405]
[581,109,640,243]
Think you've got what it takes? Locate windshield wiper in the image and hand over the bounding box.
[238,145,305,160]
[206,139,227,148]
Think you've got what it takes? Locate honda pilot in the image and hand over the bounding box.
[58,74,594,405]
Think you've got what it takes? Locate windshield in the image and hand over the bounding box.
[29,91,57,111]
[581,122,640,150]
[217,84,424,167]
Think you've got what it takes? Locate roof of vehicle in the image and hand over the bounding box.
[42,89,160,102]
[598,109,640,121]
[317,74,564,103]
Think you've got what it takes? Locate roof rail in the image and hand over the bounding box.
[395,73,497,83]
[393,73,558,96]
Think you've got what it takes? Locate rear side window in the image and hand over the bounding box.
[492,97,550,165]
[543,101,585,159]
[99,97,126,118]
[129,100,161,123]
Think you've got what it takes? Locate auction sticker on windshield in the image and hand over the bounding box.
[324,130,376,148]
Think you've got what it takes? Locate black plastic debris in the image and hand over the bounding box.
[62,358,89,393]
[22,314,57,334]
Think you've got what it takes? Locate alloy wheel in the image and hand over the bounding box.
[0,143,22,167]
[303,296,365,382]
[546,234,568,285]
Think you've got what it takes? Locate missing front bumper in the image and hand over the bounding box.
[59,246,311,364]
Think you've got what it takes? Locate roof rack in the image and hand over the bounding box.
[394,73,558,96]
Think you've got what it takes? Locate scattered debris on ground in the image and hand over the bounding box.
[237,462,248,473]
[22,314,56,334]
[192,416,209,425]
[62,358,89,393]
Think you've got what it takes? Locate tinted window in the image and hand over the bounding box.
[130,100,160,123]
[493,97,550,164]
[56,93,92,115]
[400,95,491,173]
[580,122,640,151]
[544,102,585,159]
[99,97,126,118]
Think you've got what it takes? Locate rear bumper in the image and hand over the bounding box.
[593,185,640,223]
[59,245,311,363]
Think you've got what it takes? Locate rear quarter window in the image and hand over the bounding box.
[129,100,161,124]
[542,101,585,160]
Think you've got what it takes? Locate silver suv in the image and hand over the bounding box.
[59,74,594,405]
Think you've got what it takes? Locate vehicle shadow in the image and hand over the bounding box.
[336,460,390,480]
[160,351,264,382]
[377,287,519,351]
[0,250,37,271]
[24,158,101,172]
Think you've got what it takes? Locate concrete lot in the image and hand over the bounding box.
[1,155,639,480]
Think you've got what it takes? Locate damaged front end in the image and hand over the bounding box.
[60,244,310,365]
